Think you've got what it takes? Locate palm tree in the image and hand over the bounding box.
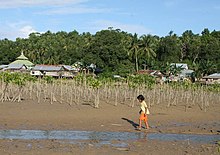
[128,33,141,72]
[200,60,217,76]
[139,35,157,69]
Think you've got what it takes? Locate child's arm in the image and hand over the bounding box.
[145,103,149,115]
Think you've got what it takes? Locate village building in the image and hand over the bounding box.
[136,69,165,84]
[30,64,78,78]
[4,64,28,73]
[0,65,8,72]
[7,51,34,71]
[202,73,220,84]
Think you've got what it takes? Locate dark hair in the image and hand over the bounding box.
[137,95,145,101]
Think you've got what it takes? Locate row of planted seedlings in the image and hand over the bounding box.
[0,72,37,102]
[0,72,219,112]
[42,76,220,111]
[0,72,155,108]
[104,75,220,112]
[141,81,220,112]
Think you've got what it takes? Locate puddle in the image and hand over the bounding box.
[0,130,219,146]
[148,133,220,144]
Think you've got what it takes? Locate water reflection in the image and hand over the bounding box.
[0,130,219,145]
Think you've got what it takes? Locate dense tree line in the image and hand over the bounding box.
[0,28,219,77]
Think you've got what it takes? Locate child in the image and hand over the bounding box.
[137,95,149,130]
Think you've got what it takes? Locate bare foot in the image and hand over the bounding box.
[136,127,141,131]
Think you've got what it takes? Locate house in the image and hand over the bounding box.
[4,64,28,72]
[30,64,78,78]
[9,51,34,70]
[137,70,163,78]
[202,73,220,84]
[62,65,78,77]
[136,70,165,84]
[0,65,8,72]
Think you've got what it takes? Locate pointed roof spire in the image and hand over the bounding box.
[9,50,34,68]
[17,50,28,60]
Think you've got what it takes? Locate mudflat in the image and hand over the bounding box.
[0,99,219,155]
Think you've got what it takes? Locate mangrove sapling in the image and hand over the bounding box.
[76,85,82,105]
[42,76,53,102]
[0,85,3,101]
[69,81,74,106]
[1,83,10,102]
[200,85,205,111]
[185,91,191,111]
[203,91,210,112]
[51,82,57,104]
[67,83,73,104]
[130,88,137,107]
[191,87,197,106]
[191,83,200,106]
[114,83,120,106]
[25,75,37,101]
[102,78,113,104]
[43,82,47,102]
[122,86,127,104]
[0,72,13,102]
[167,85,172,107]
[28,82,34,100]
[60,78,63,104]
[73,74,85,105]
[108,79,116,104]
[74,82,78,105]
[82,75,88,99]
[88,77,102,108]
[50,83,54,105]
[0,78,3,98]
[150,87,156,106]
[127,77,138,107]
[11,75,25,102]
[34,78,43,104]
[62,80,69,104]
[155,86,161,105]
[158,85,165,105]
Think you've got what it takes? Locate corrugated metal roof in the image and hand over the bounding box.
[62,65,72,71]
[203,73,220,79]
[32,65,78,71]
[62,65,78,71]
[32,65,63,71]
[6,64,27,70]
[0,65,8,69]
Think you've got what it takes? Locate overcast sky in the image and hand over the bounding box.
[0,0,220,40]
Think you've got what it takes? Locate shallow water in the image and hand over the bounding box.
[0,130,219,146]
